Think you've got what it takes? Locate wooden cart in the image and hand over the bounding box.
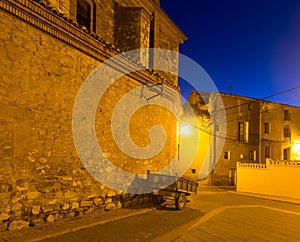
[147,172,198,210]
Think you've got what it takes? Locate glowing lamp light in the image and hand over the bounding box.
[181,123,193,136]
[292,143,300,152]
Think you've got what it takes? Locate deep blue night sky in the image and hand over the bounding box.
[160,0,300,106]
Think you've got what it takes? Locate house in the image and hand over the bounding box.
[186,91,300,186]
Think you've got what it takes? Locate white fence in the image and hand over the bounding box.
[237,160,300,199]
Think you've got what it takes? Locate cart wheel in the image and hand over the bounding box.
[175,193,186,210]
[152,195,164,205]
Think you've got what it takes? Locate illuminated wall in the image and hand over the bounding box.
[0,0,186,231]
[237,161,300,199]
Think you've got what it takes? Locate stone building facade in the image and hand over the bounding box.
[187,91,300,186]
[0,0,186,231]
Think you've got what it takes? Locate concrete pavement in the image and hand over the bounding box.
[156,204,300,241]
[155,187,300,241]
[1,187,300,241]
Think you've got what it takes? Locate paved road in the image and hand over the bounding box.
[40,188,300,241]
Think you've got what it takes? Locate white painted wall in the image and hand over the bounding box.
[237,161,300,199]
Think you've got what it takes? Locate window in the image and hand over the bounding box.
[283,148,290,160]
[238,121,249,142]
[224,150,231,160]
[77,0,91,30]
[284,110,290,121]
[284,126,291,138]
[249,150,257,161]
[249,151,253,160]
[149,17,155,68]
[265,146,270,158]
[264,122,270,134]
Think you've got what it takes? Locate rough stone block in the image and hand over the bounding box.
[105,203,116,211]
[16,184,29,192]
[39,157,48,163]
[107,190,116,197]
[29,218,44,226]
[27,191,40,200]
[95,205,105,213]
[61,176,72,181]
[47,199,57,205]
[55,191,64,199]
[75,207,84,212]
[12,203,23,212]
[0,213,10,221]
[80,201,93,207]
[93,198,103,205]
[46,214,55,223]
[117,201,122,209]
[8,220,29,230]
[72,180,82,187]
[71,202,79,209]
[62,203,70,210]
[84,207,94,215]
[31,206,40,215]
[55,213,63,221]
[138,197,144,204]
[131,197,139,206]
[42,206,53,213]
[0,222,8,232]
[26,156,36,163]
[65,212,75,218]
[144,196,151,203]
[64,190,77,199]
[123,200,132,208]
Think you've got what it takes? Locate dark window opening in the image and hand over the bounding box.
[77,0,91,30]
[284,110,291,121]
[238,122,244,142]
[249,151,253,160]
[264,122,270,134]
[238,122,248,142]
[224,150,230,160]
[284,126,291,138]
[265,146,270,158]
[149,17,155,68]
[283,148,290,160]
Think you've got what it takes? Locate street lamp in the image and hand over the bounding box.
[181,122,193,136]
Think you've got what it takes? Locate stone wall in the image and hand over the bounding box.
[0,0,180,231]
[114,7,151,66]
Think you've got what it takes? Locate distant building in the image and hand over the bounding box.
[186,91,300,186]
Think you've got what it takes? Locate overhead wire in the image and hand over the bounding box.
[186,86,300,144]
[212,86,300,113]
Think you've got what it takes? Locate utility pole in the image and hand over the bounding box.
[259,101,262,163]
[210,94,217,186]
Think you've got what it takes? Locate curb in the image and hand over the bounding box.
[228,191,300,205]
[0,207,156,242]
[32,207,156,242]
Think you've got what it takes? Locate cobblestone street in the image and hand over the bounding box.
[2,187,299,241]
